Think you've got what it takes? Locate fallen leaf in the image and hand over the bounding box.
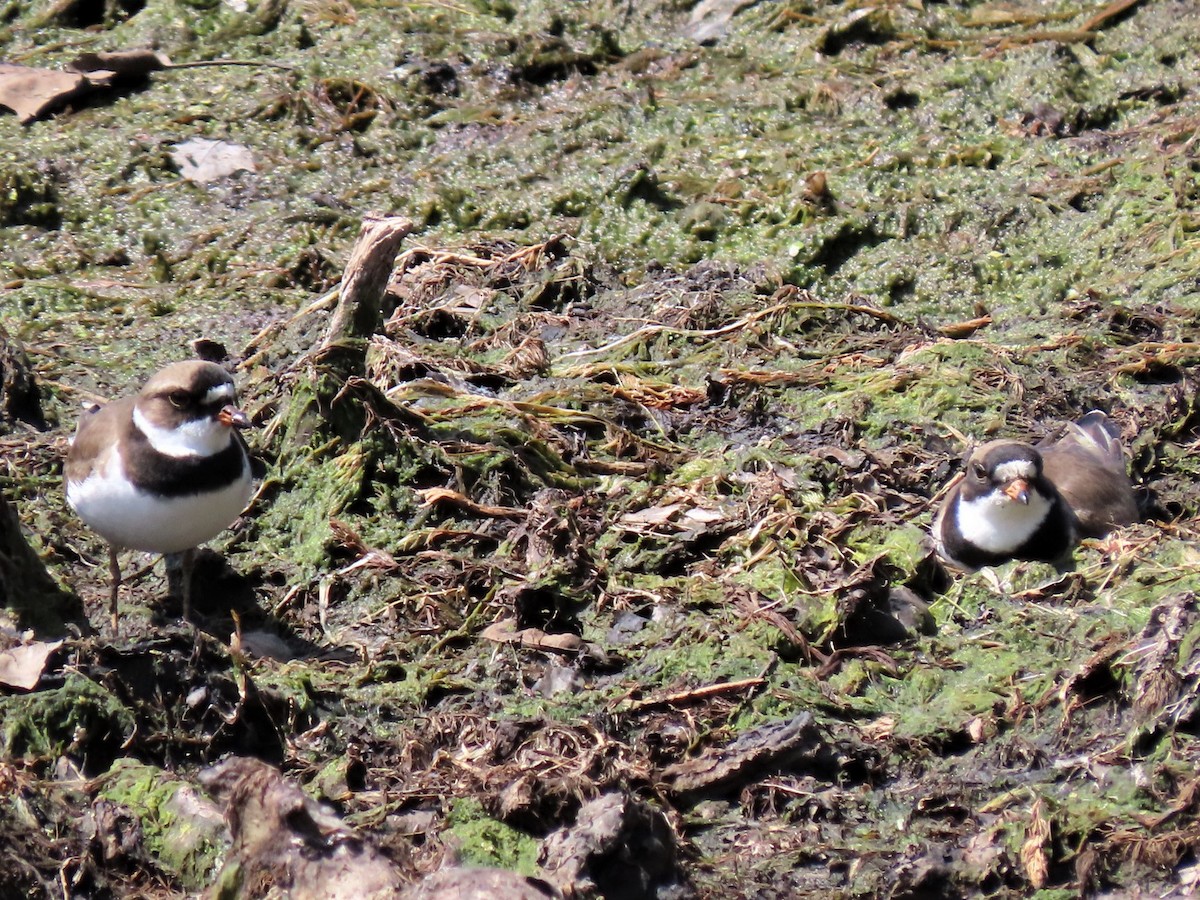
[67,50,171,77]
[0,640,62,691]
[171,138,257,184]
[416,486,526,519]
[0,49,171,124]
[1021,798,1052,888]
[619,503,682,526]
[480,618,585,654]
[937,315,993,338]
[0,64,111,124]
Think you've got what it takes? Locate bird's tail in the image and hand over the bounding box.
[1070,410,1126,465]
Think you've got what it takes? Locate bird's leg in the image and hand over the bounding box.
[108,546,122,635]
[164,551,196,626]
[181,547,197,625]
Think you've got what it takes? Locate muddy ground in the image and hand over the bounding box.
[4,0,1200,897]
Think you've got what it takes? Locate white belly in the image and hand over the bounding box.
[67,455,252,555]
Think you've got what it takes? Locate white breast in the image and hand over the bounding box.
[954,488,1052,554]
[66,450,252,555]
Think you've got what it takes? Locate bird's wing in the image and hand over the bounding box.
[64,397,132,485]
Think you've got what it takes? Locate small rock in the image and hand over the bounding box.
[200,756,403,900]
[534,665,582,698]
[606,611,648,644]
[539,793,693,899]
[400,866,559,900]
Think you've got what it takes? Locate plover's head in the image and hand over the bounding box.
[134,361,250,458]
[950,440,1056,557]
[959,440,1045,506]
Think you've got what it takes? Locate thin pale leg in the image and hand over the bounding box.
[180,547,197,624]
[108,546,122,635]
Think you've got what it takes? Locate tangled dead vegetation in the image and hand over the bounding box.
[5,219,1200,897]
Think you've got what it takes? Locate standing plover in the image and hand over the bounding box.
[65,360,253,632]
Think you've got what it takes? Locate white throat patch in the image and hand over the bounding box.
[955,487,1052,554]
[133,407,232,458]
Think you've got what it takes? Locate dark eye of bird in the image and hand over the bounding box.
[168,390,190,409]
[972,462,987,479]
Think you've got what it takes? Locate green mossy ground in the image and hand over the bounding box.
[4,0,1200,896]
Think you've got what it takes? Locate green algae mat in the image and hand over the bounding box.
[4,0,1200,896]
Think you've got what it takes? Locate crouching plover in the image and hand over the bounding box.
[933,411,1139,571]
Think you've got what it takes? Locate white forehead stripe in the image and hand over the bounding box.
[993,460,1036,482]
[203,383,235,405]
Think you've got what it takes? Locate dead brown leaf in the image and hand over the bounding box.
[0,640,62,691]
[0,50,172,124]
[1020,798,1052,888]
[480,618,585,654]
[0,64,111,124]
[417,487,526,520]
[937,315,993,338]
[67,50,171,77]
